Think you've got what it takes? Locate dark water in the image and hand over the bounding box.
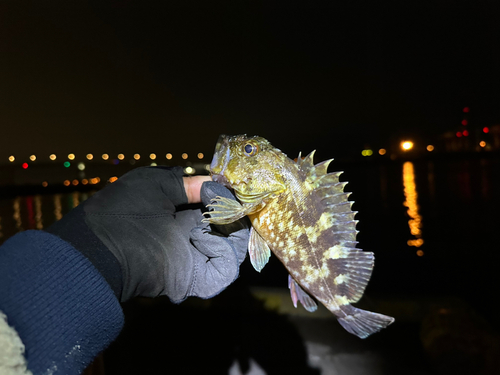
[1,157,499,374]
[346,157,500,328]
[2,158,498,319]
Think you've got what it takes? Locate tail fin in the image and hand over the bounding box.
[337,305,395,339]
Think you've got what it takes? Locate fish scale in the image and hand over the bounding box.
[204,134,394,338]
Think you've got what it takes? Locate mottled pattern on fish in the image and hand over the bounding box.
[204,134,394,338]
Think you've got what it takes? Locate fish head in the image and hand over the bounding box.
[209,134,286,201]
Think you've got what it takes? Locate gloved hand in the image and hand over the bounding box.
[46,166,250,303]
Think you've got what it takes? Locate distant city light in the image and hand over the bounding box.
[77,162,85,171]
[50,154,57,160]
[118,154,125,160]
[64,161,71,168]
[72,180,79,186]
[426,145,434,152]
[463,130,469,137]
[8,156,15,162]
[480,141,486,148]
[483,127,489,133]
[30,155,36,161]
[197,153,204,159]
[42,181,48,187]
[63,180,71,186]
[401,141,414,151]
[86,154,93,160]
[82,179,89,185]
[184,166,195,174]
[456,131,462,137]
[378,148,386,155]
[204,164,211,171]
[109,176,118,183]
[361,149,373,156]
[134,154,140,160]
[150,162,157,166]
[461,119,468,126]
[166,153,172,160]
[102,154,109,160]
[463,107,470,113]
[22,163,28,169]
[150,153,156,160]
[416,249,424,256]
[68,154,75,160]
[182,153,188,159]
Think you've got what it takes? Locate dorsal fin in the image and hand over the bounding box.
[305,159,334,184]
[298,150,315,171]
[302,158,372,304]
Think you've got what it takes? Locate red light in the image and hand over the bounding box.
[463,107,470,113]
[463,130,469,136]
[22,163,28,169]
[456,131,462,137]
[461,119,468,126]
[483,127,489,133]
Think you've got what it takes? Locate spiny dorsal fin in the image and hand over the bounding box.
[312,172,344,190]
[305,159,334,184]
[302,158,373,304]
[298,150,315,171]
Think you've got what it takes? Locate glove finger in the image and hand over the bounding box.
[138,166,188,206]
[175,209,203,234]
[201,181,237,207]
[226,224,250,266]
[189,227,240,299]
[84,167,184,215]
[190,226,232,259]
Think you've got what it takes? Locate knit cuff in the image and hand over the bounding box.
[0,231,124,375]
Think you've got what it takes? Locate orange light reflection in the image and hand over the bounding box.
[34,195,43,229]
[403,162,424,250]
[53,194,62,221]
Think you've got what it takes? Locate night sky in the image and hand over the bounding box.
[2,1,500,162]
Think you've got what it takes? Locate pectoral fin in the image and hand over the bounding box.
[202,196,247,225]
[202,196,267,225]
[249,227,271,272]
[288,275,318,312]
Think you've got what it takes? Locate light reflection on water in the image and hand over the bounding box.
[0,158,499,253]
[402,162,424,253]
[0,191,95,245]
[34,195,43,230]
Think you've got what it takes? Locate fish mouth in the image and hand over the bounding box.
[211,173,232,188]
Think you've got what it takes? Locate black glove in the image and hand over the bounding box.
[46,167,250,303]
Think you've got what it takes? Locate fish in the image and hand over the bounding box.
[203,134,394,338]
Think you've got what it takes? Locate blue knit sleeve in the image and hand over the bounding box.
[0,230,124,375]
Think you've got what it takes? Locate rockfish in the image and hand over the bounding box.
[203,134,394,338]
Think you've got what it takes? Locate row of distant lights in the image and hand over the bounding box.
[41,177,103,188]
[359,139,496,156]
[361,141,435,156]
[7,153,204,162]
[39,166,201,188]
[456,127,490,138]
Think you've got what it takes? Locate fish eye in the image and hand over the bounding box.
[244,143,258,156]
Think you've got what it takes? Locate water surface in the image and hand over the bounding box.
[1,157,499,328]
